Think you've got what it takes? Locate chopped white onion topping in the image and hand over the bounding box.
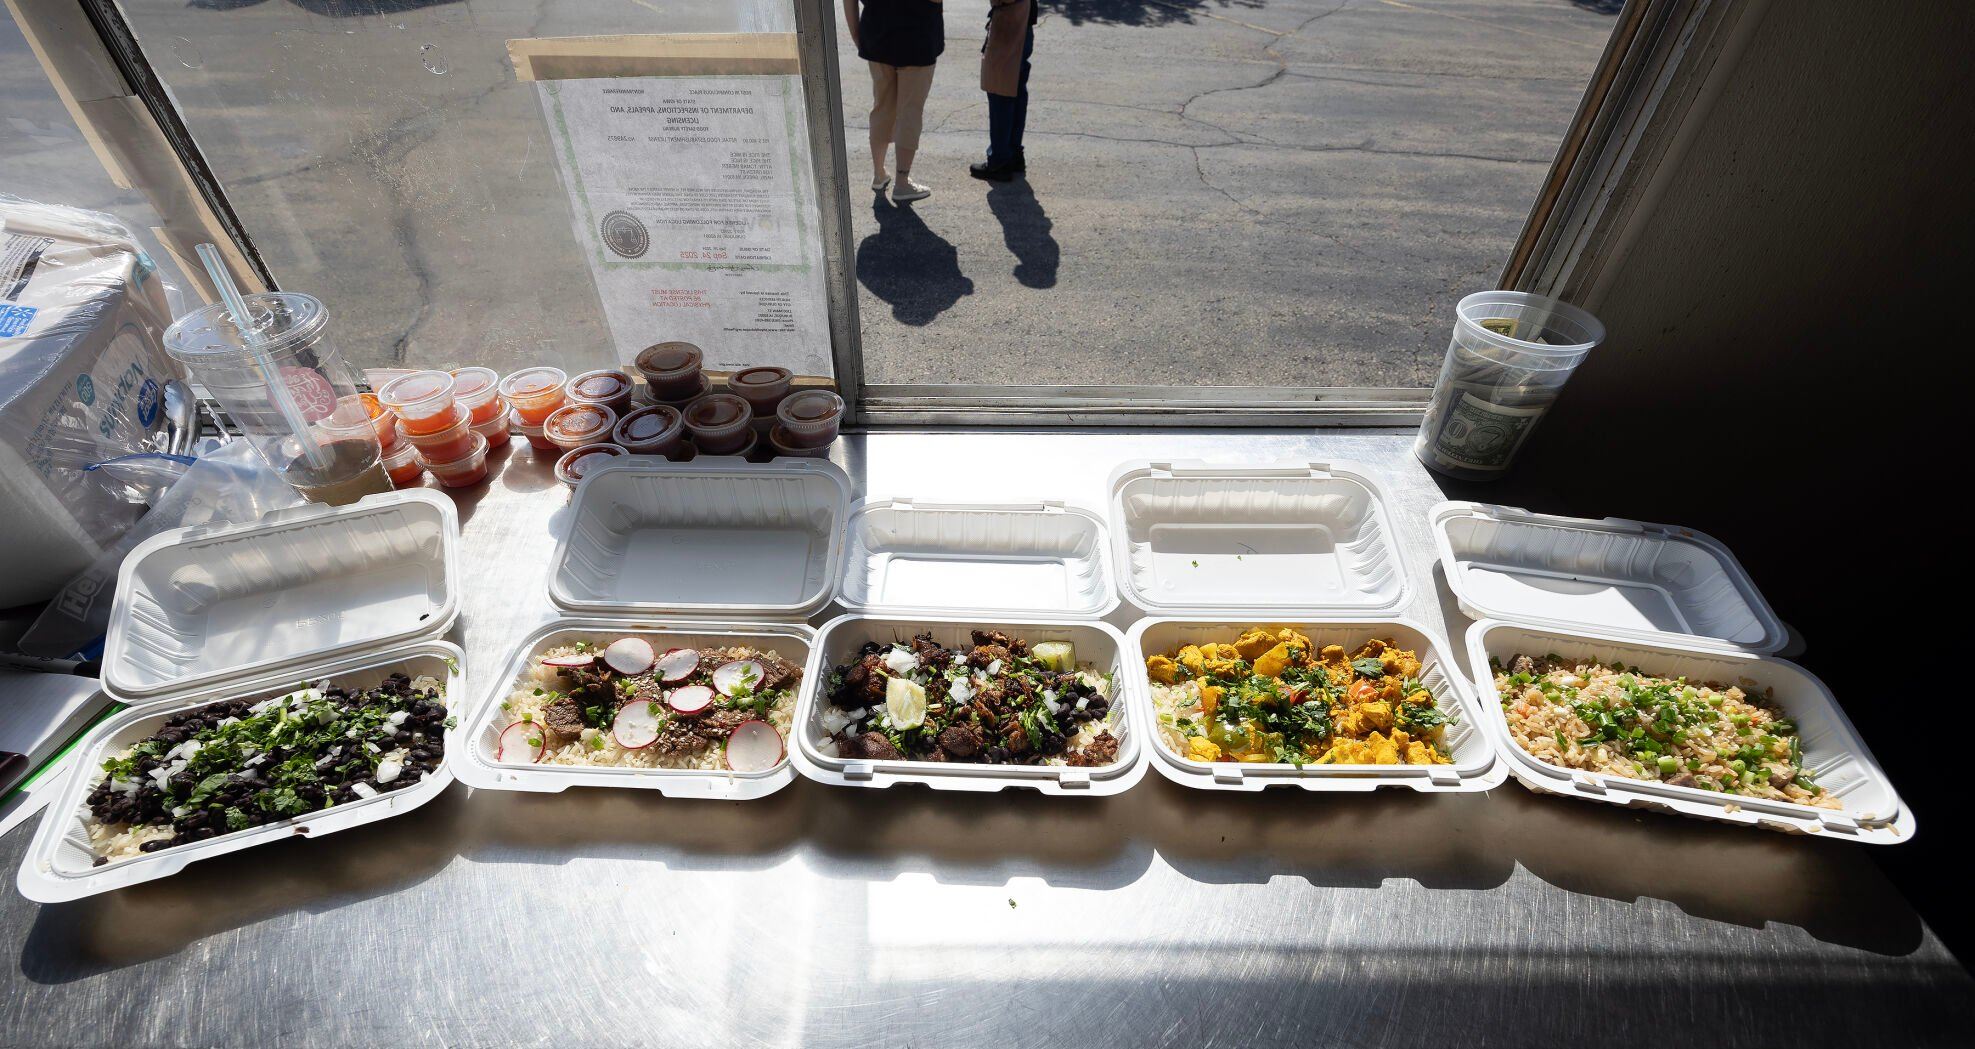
[986,659,1003,677]
[883,647,920,675]
[375,756,404,784]
[948,676,975,705]
[350,782,378,799]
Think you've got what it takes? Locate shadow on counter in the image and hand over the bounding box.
[16,785,471,984]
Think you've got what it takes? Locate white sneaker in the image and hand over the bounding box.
[871,172,892,192]
[892,175,931,202]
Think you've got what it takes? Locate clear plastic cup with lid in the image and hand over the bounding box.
[768,424,831,459]
[469,410,511,450]
[377,370,458,436]
[419,431,490,488]
[162,290,388,506]
[402,405,475,463]
[774,389,844,448]
[450,366,505,424]
[567,368,635,415]
[729,366,793,417]
[510,408,559,453]
[554,443,629,489]
[381,437,424,488]
[499,366,568,425]
[543,402,619,452]
[682,393,753,454]
[635,341,704,402]
[612,404,685,456]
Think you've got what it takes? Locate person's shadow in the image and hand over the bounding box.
[855,194,974,326]
[986,181,1059,289]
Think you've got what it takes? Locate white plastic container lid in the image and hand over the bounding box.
[1108,460,1411,614]
[835,498,1119,619]
[1429,501,1786,653]
[101,489,461,707]
[550,457,851,620]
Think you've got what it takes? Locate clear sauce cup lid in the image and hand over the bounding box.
[615,404,683,445]
[498,366,568,403]
[683,393,751,435]
[450,366,501,407]
[569,369,633,401]
[377,370,456,414]
[636,341,703,378]
[544,402,617,442]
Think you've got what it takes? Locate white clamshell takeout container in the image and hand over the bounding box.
[1125,618,1503,793]
[1467,620,1910,842]
[1433,501,1910,840]
[1107,460,1412,616]
[791,497,1144,794]
[1104,460,1493,793]
[447,457,850,800]
[1430,501,1787,654]
[20,491,465,902]
[792,615,1143,795]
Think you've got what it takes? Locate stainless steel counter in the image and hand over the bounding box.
[3,430,1968,1048]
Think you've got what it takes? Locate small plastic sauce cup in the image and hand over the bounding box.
[683,393,753,454]
[768,424,831,459]
[774,389,845,448]
[729,367,793,417]
[419,431,490,488]
[360,393,399,450]
[667,437,698,462]
[555,443,628,489]
[381,438,424,488]
[403,405,475,463]
[450,367,505,424]
[567,369,635,414]
[635,342,704,402]
[613,404,685,455]
[499,366,568,425]
[469,409,511,450]
[377,370,458,436]
[511,408,559,453]
[544,402,619,451]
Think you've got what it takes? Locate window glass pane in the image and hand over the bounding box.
[1,4,192,302]
[845,0,1620,388]
[107,0,817,378]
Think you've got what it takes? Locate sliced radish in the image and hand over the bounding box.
[725,720,784,772]
[712,659,764,697]
[604,637,655,675]
[614,699,663,749]
[541,651,593,669]
[656,647,700,682]
[498,721,546,763]
[667,684,715,715]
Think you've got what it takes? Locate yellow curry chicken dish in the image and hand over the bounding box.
[1146,629,1455,766]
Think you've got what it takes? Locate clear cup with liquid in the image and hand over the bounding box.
[1414,291,1605,481]
[163,292,389,504]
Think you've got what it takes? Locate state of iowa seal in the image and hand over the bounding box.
[599,210,649,259]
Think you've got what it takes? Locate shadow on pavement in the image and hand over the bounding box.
[987,180,1060,289]
[1044,0,1267,28]
[856,192,975,326]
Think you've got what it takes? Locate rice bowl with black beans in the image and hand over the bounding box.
[817,630,1121,767]
[83,672,450,864]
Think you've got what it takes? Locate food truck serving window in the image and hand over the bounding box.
[4,0,1625,426]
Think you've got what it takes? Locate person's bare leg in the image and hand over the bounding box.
[867,61,897,188]
[890,64,936,201]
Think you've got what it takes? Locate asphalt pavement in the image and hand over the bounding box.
[3,0,1616,389]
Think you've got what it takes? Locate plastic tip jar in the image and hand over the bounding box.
[162,291,389,505]
[1414,291,1605,481]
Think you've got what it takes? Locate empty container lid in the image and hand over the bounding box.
[1108,460,1411,613]
[550,458,851,618]
[102,490,461,705]
[836,498,1119,618]
[1430,501,1786,653]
